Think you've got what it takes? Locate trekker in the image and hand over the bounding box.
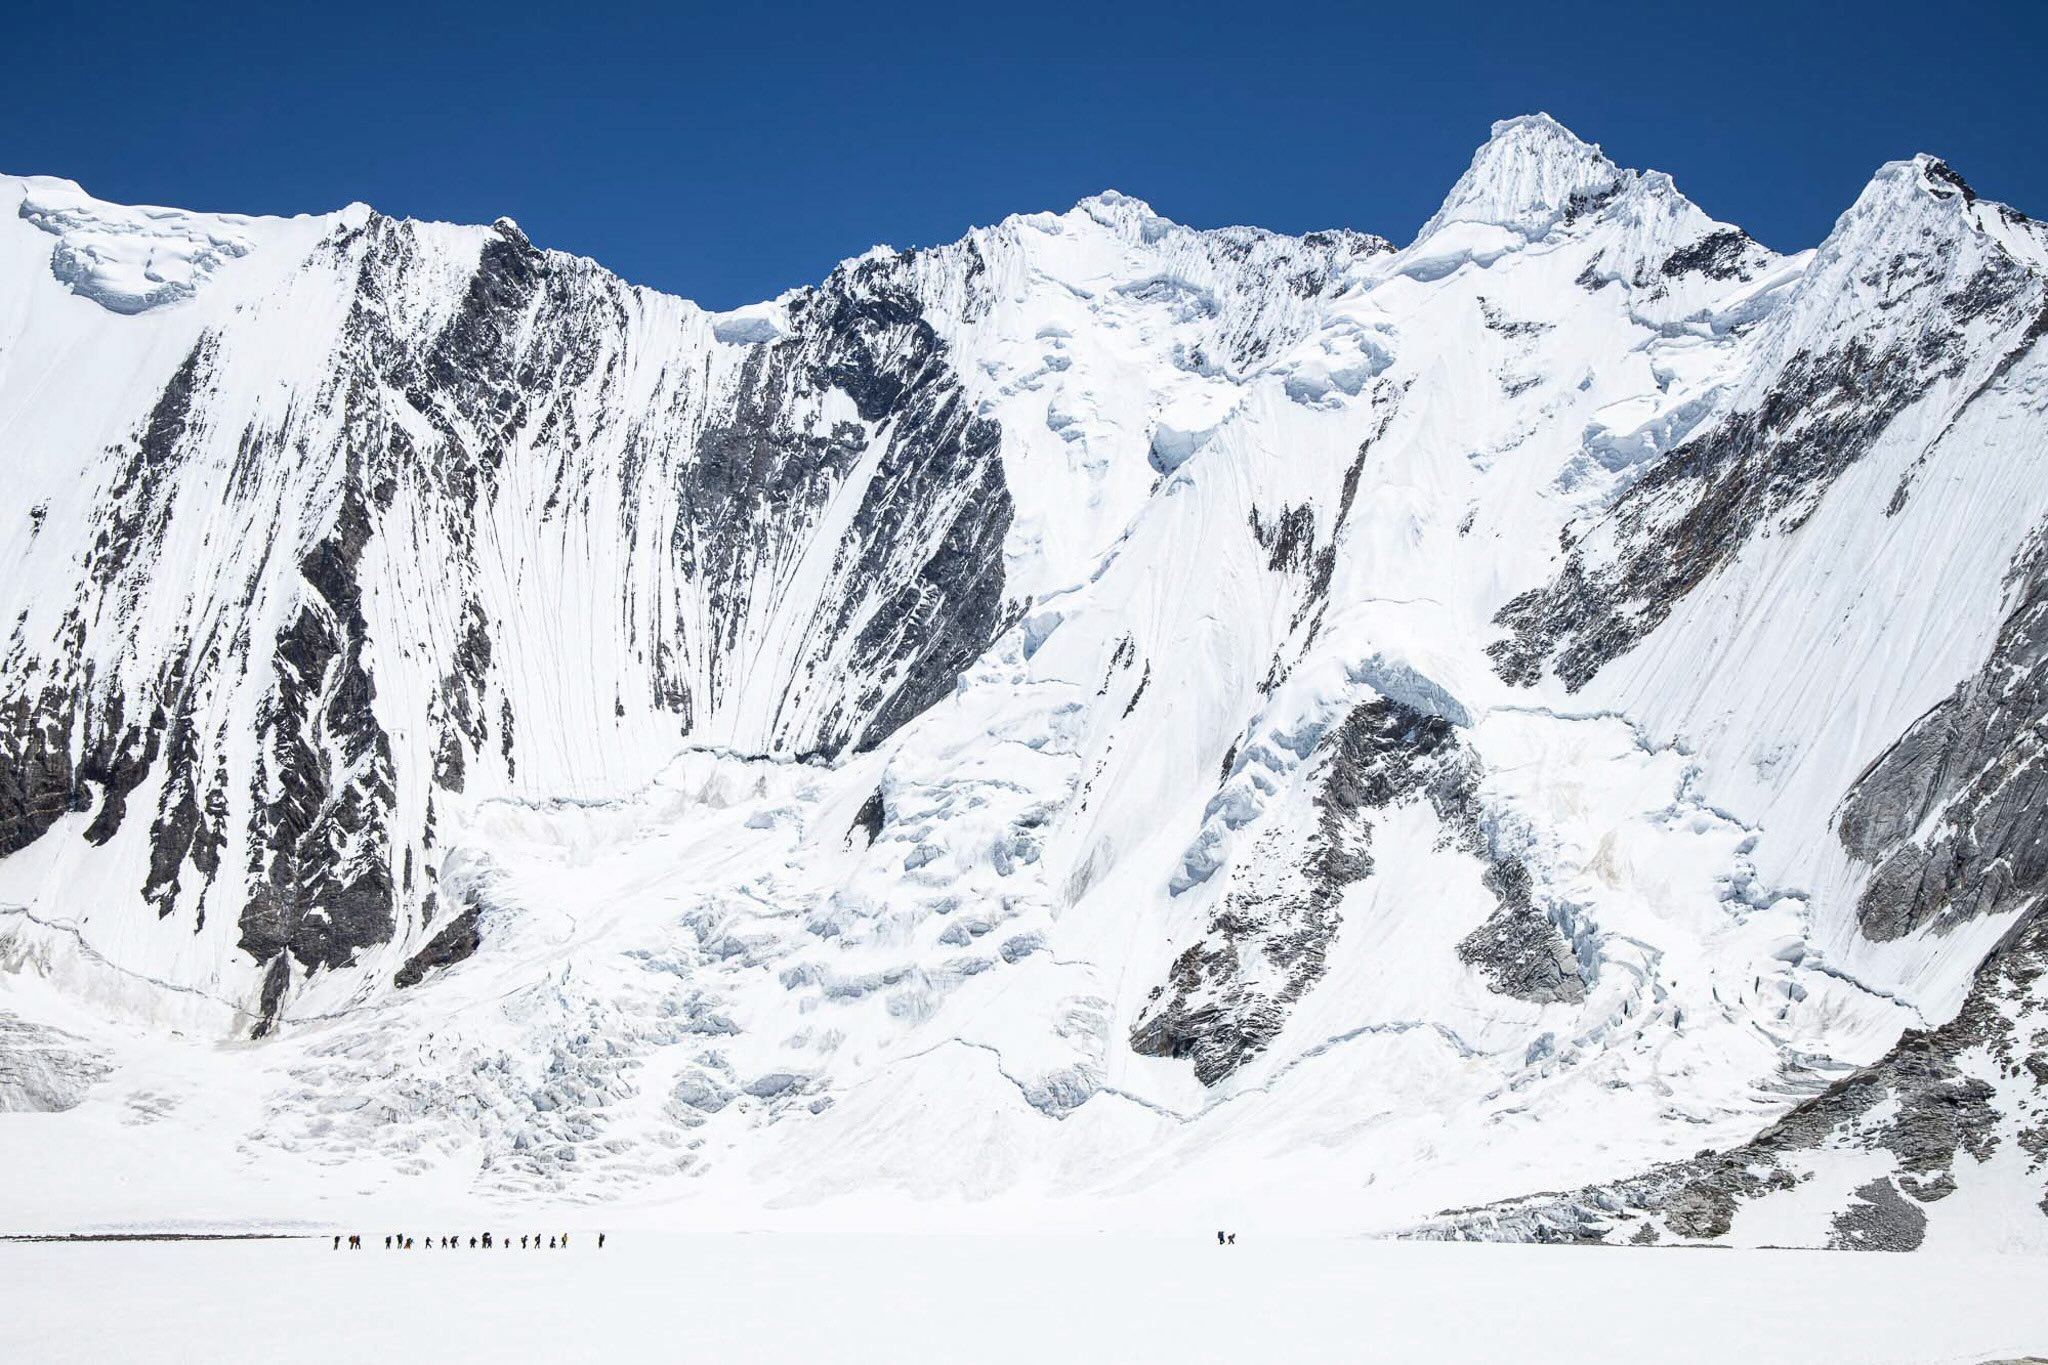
[385,1236,392,1250]
[333,1235,341,1250]
[598,1233,606,1249]
[520,1235,528,1249]
[548,1236,557,1249]
[1216,1231,1226,1246]
[1227,1233,1237,1245]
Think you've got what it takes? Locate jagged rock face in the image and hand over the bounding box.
[393,903,481,990]
[2,122,2048,1236]
[0,205,1013,1029]
[1838,535,2048,941]
[1409,902,2048,1250]
[1131,698,1579,1084]
[1490,159,2048,692]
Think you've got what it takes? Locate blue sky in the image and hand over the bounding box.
[5,1,2042,309]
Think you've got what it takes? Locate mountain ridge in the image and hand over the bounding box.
[2,116,2045,1245]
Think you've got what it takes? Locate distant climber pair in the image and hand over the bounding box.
[1214,1231,1237,1245]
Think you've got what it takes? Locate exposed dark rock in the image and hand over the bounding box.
[1828,1177,1928,1251]
[87,339,209,593]
[1838,521,2048,941]
[79,706,166,846]
[143,707,228,922]
[849,789,885,846]
[1491,224,2044,692]
[1132,698,1578,1084]
[251,953,291,1039]
[1477,296,1555,336]
[1659,229,1765,282]
[0,683,78,856]
[1250,503,1319,576]
[1410,903,2048,1247]
[238,478,398,988]
[1456,879,1584,1007]
[662,257,1014,757]
[431,602,493,795]
[0,343,219,864]
[394,904,484,989]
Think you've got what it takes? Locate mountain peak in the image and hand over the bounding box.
[1827,153,1990,249]
[1071,188,1173,243]
[1419,112,1625,240]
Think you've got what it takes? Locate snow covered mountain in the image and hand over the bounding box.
[3,114,2045,1249]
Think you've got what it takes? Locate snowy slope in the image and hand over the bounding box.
[2,116,2045,1246]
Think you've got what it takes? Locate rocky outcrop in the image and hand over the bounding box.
[1838,534,2048,940]
[1410,902,2047,1248]
[0,206,1014,1031]
[1132,698,1580,1084]
[1491,165,2048,692]
[394,904,483,989]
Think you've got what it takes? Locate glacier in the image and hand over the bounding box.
[1,114,2046,1250]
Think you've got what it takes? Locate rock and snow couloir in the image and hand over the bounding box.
[1,116,2046,1247]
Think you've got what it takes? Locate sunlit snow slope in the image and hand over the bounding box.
[3,116,2046,1247]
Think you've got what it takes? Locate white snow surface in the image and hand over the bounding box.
[2,115,2047,1246]
[5,1235,2046,1365]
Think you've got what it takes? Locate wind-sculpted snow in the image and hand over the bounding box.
[1,119,2046,1243]
[18,178,258,314]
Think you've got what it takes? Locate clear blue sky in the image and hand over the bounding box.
[6,0,2042,309]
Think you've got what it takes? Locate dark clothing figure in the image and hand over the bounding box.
[548,1237,557,1249]
[598,1234,606,1249]
[385,1236,392,1250]
[1217,1231,1226,1246]
[333,1236,341,1250]
[520,1235,528,1249]
[483,1233,493,1248]
[1228,1234,1237,1245]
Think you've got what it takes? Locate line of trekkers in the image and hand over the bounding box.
[331,1232,607,1250]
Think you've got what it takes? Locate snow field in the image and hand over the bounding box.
[3,1234,2043,1365]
